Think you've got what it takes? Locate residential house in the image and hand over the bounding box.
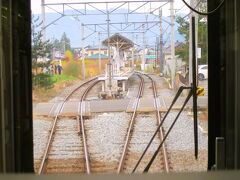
[85,46,108,57]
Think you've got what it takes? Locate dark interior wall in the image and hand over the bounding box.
[12,0,33,172]
[208,0,226,170]
[208,0,240,169]
[236,1,240,168]
[233,0,240,168]
[0,0,16,172]
[0,0,33,172]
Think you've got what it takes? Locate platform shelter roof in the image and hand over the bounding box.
[102,33,134,51]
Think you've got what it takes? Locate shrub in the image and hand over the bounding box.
[64,50,74,62]
[144,64,154,73]
[32,73,56,89]
[63,61,82,78]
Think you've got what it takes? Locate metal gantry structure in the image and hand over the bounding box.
[41,0,176,84]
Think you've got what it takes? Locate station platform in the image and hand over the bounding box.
[98,67,134,81]
[98,67,134,94]
[33,96,207,117]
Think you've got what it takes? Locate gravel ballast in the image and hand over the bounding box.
[162,111,208,172]
[85,112,130,163]
[33,74,208,173]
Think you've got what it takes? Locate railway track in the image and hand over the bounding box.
[37,77,100,174]
[35,73,170,174]
[117,73,170,173]
[143,74,170,172]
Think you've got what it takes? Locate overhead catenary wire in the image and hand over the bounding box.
[182,0,202,19]
[182,0,225,16]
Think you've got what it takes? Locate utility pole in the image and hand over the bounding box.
[159,8,164,74]
[132,48,134,69]
[63,40,66,54]
[81,23,85,80]
[41,0,46,62]
[156,36,160,69]
[98,32,102,74]
[106,8,112,96]
[155,38,157,68]
[142,24,146,71]
[170,0,175,89]
[41,0,46,42]
[131,33,135,69]
[189,0,199,85]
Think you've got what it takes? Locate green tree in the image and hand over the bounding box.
[175,15,208,65]
[32,16,56,90]
[53,39,62,51]
[176,16,190,41]
[31,16,52,74]
[60,32,71,53]
[197,17,208,65]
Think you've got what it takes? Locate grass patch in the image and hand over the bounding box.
[51,74,77,82]
[33,74,79,102]
[33,59,109,103]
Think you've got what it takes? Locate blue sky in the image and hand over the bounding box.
[31,0,188,47]
[31,0,190,15]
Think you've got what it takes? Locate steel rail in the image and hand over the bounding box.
[78,80,101,174]
[143,89,192,172]
[144,73,169,172]
[132,85,192,173]
[38,77,98,174]
[117,74,144,173]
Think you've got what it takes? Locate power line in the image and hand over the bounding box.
[182,0,225,16]
[182,0,202,19]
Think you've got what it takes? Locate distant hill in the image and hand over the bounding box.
[33,9,185,48]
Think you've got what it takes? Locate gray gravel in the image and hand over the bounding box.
[34,118,83,160]
[162,111,208,172]
[49,118,83,159]
[130,113,160,153]
[162,111,208,150]
[85,112,130,162]
[33,119,52,160]
[33,74,208,173]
